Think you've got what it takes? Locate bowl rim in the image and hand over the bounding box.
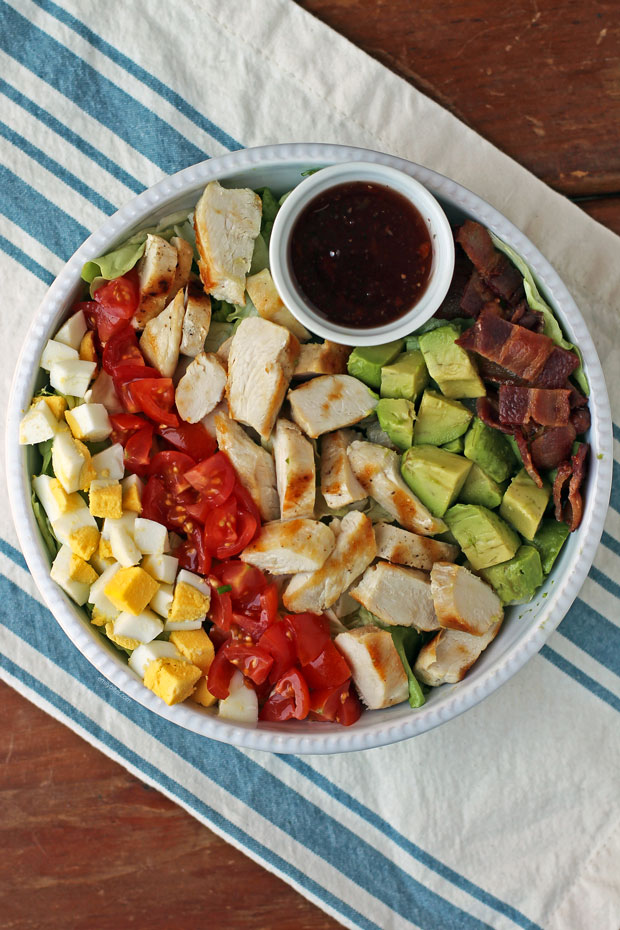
[6,141,613,755]
[268,161,455,345]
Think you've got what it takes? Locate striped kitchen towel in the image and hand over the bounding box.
[1,2,619,929]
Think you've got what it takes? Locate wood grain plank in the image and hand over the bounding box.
[297,0,620,196]
[0,683,342,930]
[577,195,620,236]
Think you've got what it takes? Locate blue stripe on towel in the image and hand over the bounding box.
[0,163,89,260]
[30,0,242,153]
[0,233,54,284]
[0,77,144,194]
[0,118,116,215]
[0,2,209,175]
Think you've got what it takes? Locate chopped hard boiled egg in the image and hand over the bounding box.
[218,670,258,724]
[104,566,159,615]
[134,518,168,555]
[52,432,94,493]
[113,609,164,644]
[89,479,123,519]
[169,629,214,671]
[92,443,125,480]
[121,473,143,512]
[164,617,203,632]
[108,522,141,567]
[40,339,79,370]
[19,399,61,445]
[65,403,112,442]
[149,583,174,618]
[49,358,97,397]
[128,641,186,678]
[168,581,210,621]
[143,657,202,705]
[54,310,87,350]
[141,553,178,584]
[50,545,90,605]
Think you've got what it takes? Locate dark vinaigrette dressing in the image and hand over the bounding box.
[289,181,432,328]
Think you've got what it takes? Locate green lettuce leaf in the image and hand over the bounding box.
[37,439,54,476]
[31,489,59,560]
[203,321,233,353]
[227,295,258,331]
[256,187,280,246]
[82,239,146,284]
[490,232,589,395]
[249,232,269,275]
[389,626,426,708]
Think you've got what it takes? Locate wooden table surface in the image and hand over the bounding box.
[2,2,619,928]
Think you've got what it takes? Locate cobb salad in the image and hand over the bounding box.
[20,172,590,727]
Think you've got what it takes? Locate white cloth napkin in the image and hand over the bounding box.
[1,2,619,928]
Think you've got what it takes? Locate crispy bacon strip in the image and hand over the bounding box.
[531,424,576,471]
[498,386,571,428]
[508,300,544,332]
[457,307,556,382]
[571,406,591,436]
[514,429,544,487]
[553,462,572,522]
[459,269,497,318]
[564,443,589,531]
[476,396,512,433]
[456,221,525,305]
[537,346,580,389]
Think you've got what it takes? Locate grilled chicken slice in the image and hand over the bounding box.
[168,236,194,301]
[246,268,310,342]
[139,290,185,378]
[282,511,376,613]
[350,561,439,631]
[288,375,378,438]
[293,341,352,379]
[194,180,261,305]
[214,412,279,521]
[374,523,459,571]
[176,352,227,423]
[430,562,503,635]
[180,280,212,357]
[320,429,366,509]
[413,620,502,687]
[240,518,335,574]
[134,234,178,327]
[347,440,446,536]
[227,317,300,440]
[272,418,316,520]
[335,627,408,709]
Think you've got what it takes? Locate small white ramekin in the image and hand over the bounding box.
[269,162,455,346]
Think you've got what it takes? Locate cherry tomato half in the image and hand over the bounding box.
[207,647,235,700]
[259,619,296,684]
[259,669,310,722]
[92,272,139,342]
[208,578,233,631]
[149,451,196,493]
[102,324,144,374]
[158,422,216,461]
[221,641,273,686]
[302,641,351,691]
[175,527,212,576]
[203,496,258,560]
[287,612,331,666]
[128,378,178,427]
[109,412,150,445]
[184,452,236,507]
[124,425,154,475]
[308,680,362,727]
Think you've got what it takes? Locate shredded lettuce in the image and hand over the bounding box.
[31,489,59,560]
[37,438,54,476]
[249,232,269,275]
[389,627,426,708]
[227,294,258,332]
[256,187,280,246]
[490,232,589,395]
[203,321,233,353]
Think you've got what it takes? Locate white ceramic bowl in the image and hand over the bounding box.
[269,162,455,345]
[6,143,613,755]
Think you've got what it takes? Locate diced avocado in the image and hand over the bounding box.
[442,436,465,454]
[505,433,524,468]
[531,518,570,574]
[445,503,520,570]
[460,463,506,509]
[380,350,429,400]
[413,390,472,446]
[401,445,473,517]
[347,340,405,390]
[481,545,543,605]
[500,468,550,540]
[464,418,518,483]
[376,398,415,451]
[418,324,486,398]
